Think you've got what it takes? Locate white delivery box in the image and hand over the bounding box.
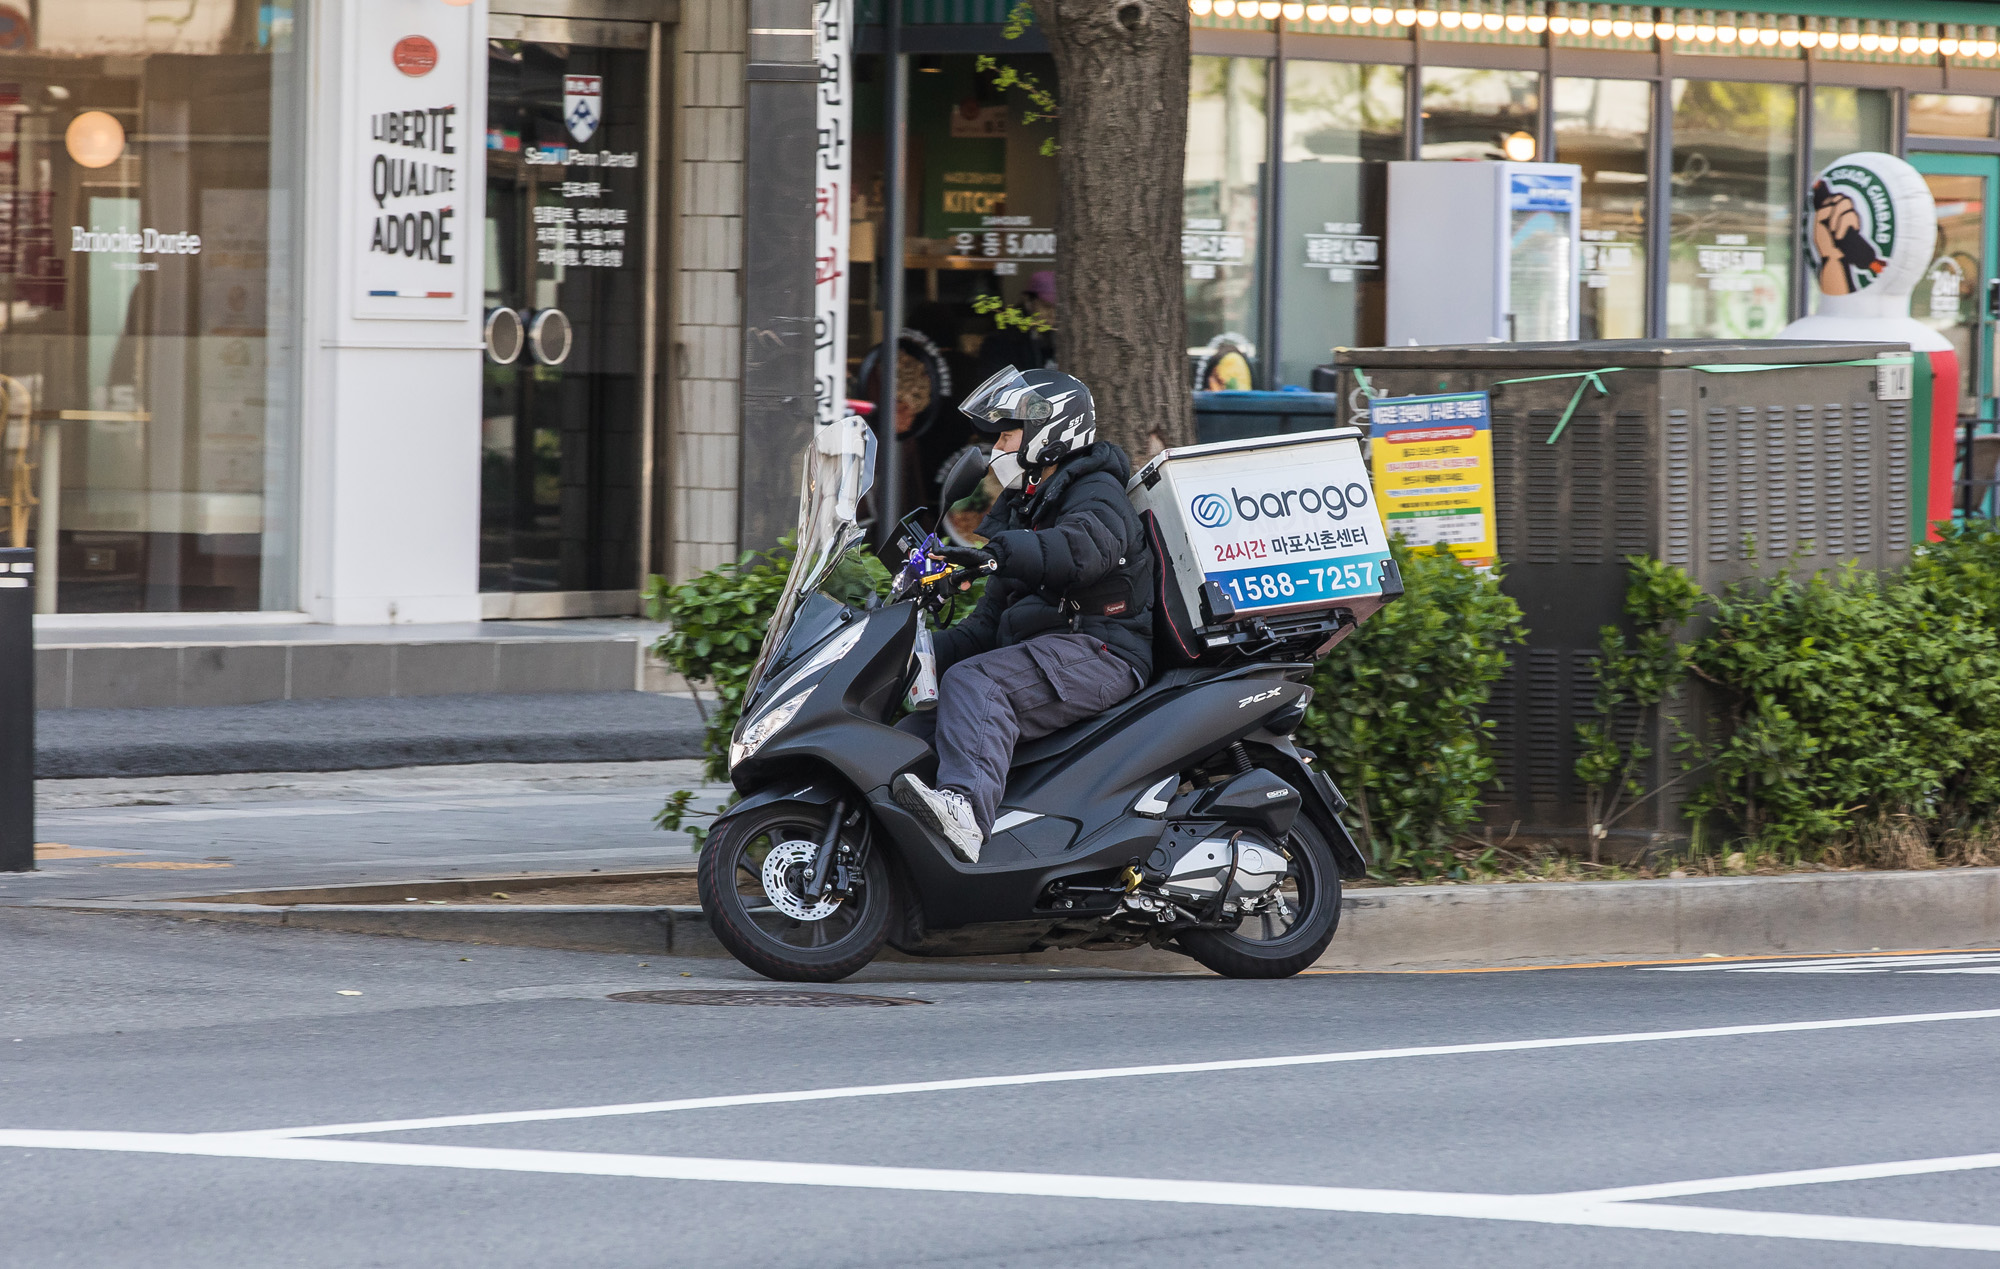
[1128,428,1398,656]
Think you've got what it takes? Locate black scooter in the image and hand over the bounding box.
[697,420,1387,982]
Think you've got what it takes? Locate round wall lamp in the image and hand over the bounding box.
[65,111,126,168]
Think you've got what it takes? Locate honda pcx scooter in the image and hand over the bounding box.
[697,416,1391,982]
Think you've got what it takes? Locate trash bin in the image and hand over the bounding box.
[1193,390,1342,444]
[1334,338,1917,846]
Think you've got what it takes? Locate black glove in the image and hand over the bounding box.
[939,545,999,574]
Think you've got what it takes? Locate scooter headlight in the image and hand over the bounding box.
[730,688,813,770]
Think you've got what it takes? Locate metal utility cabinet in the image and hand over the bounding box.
[1335,339,1914,845]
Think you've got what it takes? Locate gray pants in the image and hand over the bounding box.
[901,632,1141,835]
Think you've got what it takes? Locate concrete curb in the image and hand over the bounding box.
[37,866,2000,968]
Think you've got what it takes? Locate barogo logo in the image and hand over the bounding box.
[1190,493,1233,528]
[1188,482,1370,529]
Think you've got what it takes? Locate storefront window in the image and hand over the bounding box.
[1277,60,1402,386]
[1812,86,1892,169]
[1907,94,1995,140]
[1914,172,1984,415]
[1667,80,1796,340]
[0,1,303,612]
[1554,78,1650,339]
[1420,67,1538,161]
[1186,55,1267,387]
[849,53,1060,509]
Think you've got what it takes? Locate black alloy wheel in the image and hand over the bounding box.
[698,800,894,982]
[1175,815,1341,979]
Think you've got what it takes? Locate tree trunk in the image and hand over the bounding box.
[1039,0,1195,456]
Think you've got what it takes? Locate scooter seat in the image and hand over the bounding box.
[1010,665,1235,768]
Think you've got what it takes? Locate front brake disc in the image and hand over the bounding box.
[760,839,843,922]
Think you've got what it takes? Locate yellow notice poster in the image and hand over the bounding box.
[1367,391,1498,568]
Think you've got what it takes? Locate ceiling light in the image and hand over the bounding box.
[1693,21,1713,40]
[1610,17,1631,36]
[1417,7,1438,23]
[1440,8,1461,24]
[1633,19,1651,37]
[1591,17,1611,35]
[1376,5,1398,21]
[1982,38,2000,57]
[1839,30,1859,50]
[1502,130,1537,160]
[1214,1,1236,18]
[1192,0,1214,13]
[1506,12,1527,30]
[1919,36,1938,54]
[1779,27,1797,45]
[1396,5,1418,22]
[1941,36,1959,54]
[64,110,125,168]
[1327,3,1350,17]
[1548,14,1569,32]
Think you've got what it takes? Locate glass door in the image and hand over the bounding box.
[482,35,647,597]
[1909,152,1999,517]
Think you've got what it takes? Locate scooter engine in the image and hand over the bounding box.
[1142,828,1291,914]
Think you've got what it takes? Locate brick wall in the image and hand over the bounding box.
[667,0,747,581]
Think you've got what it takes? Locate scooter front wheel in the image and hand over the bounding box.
[698,799,893,982]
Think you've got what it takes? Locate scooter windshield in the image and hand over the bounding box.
[746,414,878,694]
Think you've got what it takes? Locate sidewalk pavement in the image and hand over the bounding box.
[35,691,709,779]
[6,760,730,904]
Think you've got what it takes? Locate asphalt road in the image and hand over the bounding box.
[8,904,2000,1266]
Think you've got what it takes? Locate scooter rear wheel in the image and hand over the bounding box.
[699,800,893,982]
[1174,817,1341,979]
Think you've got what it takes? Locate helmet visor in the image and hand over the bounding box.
[958,366,1055,431]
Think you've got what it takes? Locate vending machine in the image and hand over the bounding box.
[1384,161,1583,346]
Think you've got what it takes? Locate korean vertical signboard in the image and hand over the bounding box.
[1367,392,1498,568]
[812,0,852,425]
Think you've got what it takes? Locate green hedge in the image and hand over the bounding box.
[1296,541,1524,878]
[1682,522,2000,860]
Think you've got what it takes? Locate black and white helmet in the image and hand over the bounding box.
[959,367,1096,466]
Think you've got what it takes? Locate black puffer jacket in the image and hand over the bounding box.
[933,442,1155,681]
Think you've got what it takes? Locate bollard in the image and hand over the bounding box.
[0,546,30,871]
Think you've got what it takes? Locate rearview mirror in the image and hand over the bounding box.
[938,446,989,512]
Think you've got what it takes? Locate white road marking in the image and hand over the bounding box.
[1648,953,2000,975]
[235,1007,2000,1140]
[3,1130,1999,1252]
[1558,1151,2000,1203]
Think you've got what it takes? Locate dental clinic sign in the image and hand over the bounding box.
[351,4,472,320]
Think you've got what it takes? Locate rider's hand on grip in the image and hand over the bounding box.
[939,546,998,575]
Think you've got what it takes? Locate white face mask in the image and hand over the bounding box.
[988,448,1027,491]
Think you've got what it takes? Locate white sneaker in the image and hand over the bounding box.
[895,774,984,863]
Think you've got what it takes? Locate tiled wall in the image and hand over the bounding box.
[668,0,748,581]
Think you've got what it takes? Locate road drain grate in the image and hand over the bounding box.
[606,990,929,1007]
